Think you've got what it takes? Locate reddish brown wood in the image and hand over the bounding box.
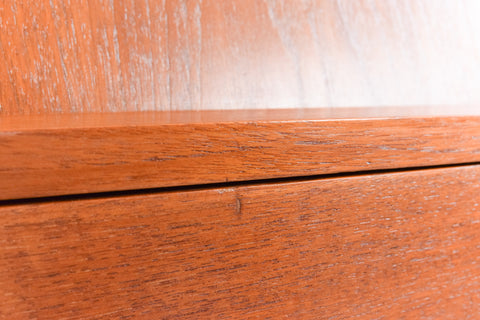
[2,108,480,200]
[2,165,480,318]
[2,0,480,115]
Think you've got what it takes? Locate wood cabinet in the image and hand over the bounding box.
[3,1,480,318]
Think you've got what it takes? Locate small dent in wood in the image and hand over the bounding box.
[235,192,242,218]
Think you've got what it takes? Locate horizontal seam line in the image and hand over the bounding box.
[1,161,480,206]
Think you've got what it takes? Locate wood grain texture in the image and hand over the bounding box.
[3,108,480,200]
[2,165,480,318]
[2,0,480,114]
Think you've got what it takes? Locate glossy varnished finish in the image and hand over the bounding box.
[2,108,480,200]
[3,1,480,318]
[2,165,480,318]
[2,0,480,114]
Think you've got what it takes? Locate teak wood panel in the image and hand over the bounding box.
[3,109,480,200]
[2,165,480,319]
[2,0,480,115]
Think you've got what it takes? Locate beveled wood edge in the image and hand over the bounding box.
[2,106,480,201]
[2,106,480,131]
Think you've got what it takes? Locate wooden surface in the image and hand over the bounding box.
[2,165,480,318]
[2,108,480,200]
[2,0,480,114]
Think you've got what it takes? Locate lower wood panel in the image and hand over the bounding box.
[2,165,480,319]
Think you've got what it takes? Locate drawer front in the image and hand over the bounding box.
[2,165,480,319]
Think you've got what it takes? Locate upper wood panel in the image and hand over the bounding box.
[2,165,480,318]
[2,107,480,200]
[2,0,480,114]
